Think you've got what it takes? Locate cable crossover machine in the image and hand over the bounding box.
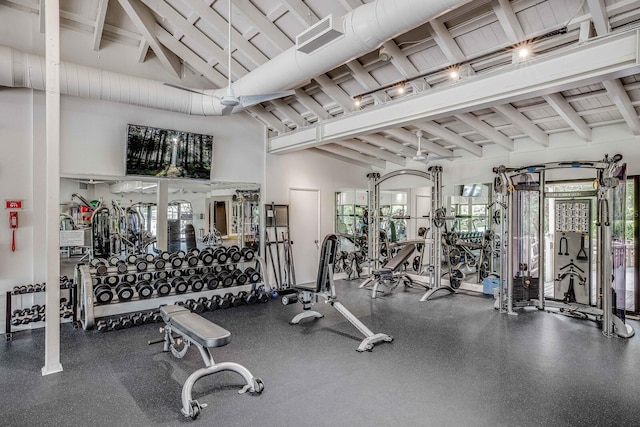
[492,154,634,338]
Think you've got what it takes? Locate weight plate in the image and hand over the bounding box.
[116,262,128,274]
[145,253,154,262]
[108,256,120,266]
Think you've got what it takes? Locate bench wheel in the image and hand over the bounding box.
[189,400,201,420]
[254,378,264,393]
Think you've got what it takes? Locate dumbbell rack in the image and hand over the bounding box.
[76,247,271,331]
[4,279,76,342]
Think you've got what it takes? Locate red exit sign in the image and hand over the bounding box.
[5,200,23,209]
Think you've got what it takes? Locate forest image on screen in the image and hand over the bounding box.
[126,124,213,180]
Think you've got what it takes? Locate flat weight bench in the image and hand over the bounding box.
[155,305,264,420]
[359,243,427,298]
[287,234,393,352]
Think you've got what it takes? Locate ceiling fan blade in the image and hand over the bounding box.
[239,90,295,107]
[163,82,209,96]
[427,154,463,161]
[221,105,235,116]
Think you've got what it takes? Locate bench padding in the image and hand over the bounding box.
[384,244,415,271]
[161,305,231,348]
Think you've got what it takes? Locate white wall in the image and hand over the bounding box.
[265,150,371,241]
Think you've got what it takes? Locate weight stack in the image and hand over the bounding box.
[168,220,181,253]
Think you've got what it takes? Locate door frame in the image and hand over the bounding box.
[288,187,321,278]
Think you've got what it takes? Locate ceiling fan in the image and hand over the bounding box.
[73,178,108,185]
[412,130,461,161]
[164,0,294,115]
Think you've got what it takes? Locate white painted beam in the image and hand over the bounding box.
[493,104,549,146]
[379,41,426,93]
[182,0,268,68]
[417,122,482,157]
[268,28,640,153]
[314,74,353,112]
[455,112,514,151]
[491,0,525,43]
[118,0,181,78]
[281,0,318,27]
[156,27,227,87]
[93,0,109,51]
[602,79,640,135]
[360,134,416,158]
[310,147,372,170]
[247,105,287,134]
[587,0,610,36]
[428,18,466,63]
[317,144,386,168]
[271,99,308,128]
[235,0,293,51]
[294,89,329,121]
[543,93,592,140]
[339,139,407,166]
[39,0,45,33]
[346,60,384,104]
[141,0,246,80]
[338,0,363,12]
[137,39,149,63]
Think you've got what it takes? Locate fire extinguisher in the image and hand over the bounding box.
[9,211,18,252]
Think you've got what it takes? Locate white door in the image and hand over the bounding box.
[289,188,320,285]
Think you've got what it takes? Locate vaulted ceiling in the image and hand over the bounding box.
[3,0,640,170]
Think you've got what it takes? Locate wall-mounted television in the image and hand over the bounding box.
[125,124,213,180]
[461,184,482,197]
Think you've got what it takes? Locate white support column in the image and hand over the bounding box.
[156,180,169,251]
[42,0,63,376]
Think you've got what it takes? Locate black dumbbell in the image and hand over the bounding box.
[160,251,171,261]
[120,316,133,328]
[219,293,232,309]
[202,273,219,290]
[108,318,123,330]
[153,278,172,297]
[171,270,183,278]
[219,271,234,288]
[155,270,168,280]
[231,291,246,307]
[188,276,205,292]
[172,277,188,294]
[169,253,184,269]
[213,265,224,274]
[256,290,270,303]
[141,312,154,324]
[104,275,119,286]
[245,267,261,283]
[213,247,228,263]
[126,254,138,265]
[152,256,166,270]
[235,270,248,286]
[144,253,155,263]
[151,311,163,323]
[25,284,35,293]
[241,247,255,261]
[138,272,153,282]
[12,308,25,317]
[199,249,214,265]
[135,281,154,299]
[131,313,144,326]
[204,295,220,311]
[116,283,134,302]
[123,274,137,285]
[228,246,243,263]
[116,261,128,274]
[95,260,108,276]
[185,298,205,314]
[94,285,114,304]
[282,293,299,305]
[135,258,148,272]
[244,290,258,305]
[61,310,73,319]
[96,320,108,332]
[185,253,199,267]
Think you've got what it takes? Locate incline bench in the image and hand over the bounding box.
[285,234,393,352]
[153,305,264,420]
[359,243,426,298]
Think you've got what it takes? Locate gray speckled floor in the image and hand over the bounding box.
[1,281,640,426]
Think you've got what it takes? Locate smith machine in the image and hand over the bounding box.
[493,154,634,338]
[360,166,457,301]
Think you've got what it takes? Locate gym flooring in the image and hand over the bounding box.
[1,280,640,426]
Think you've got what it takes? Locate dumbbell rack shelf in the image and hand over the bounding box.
[5,283,76,342]
[76,253,271,331]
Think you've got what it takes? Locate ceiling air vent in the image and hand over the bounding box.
[296,14,344,54]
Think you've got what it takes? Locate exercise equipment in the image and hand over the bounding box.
[151,305,264,419]
[287,234,393,352]
[493,155,634,338]
[360,243,427,298]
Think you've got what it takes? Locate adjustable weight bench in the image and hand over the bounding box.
[154,305,264,420]
[359,243,427,298]
[286,234,393,352]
